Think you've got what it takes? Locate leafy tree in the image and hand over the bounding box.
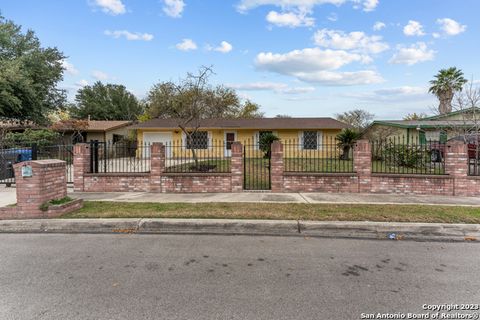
[0,15,66,125]
[144,66,263,168]
[429,67,468,114]
[4,129,60,147]
[336,128,360,160]
[335,109,374,131]
[403,112,428,120]
[259,132,280,158]
[70,82,143,121]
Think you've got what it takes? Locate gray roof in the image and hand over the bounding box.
[130,118,350,130]
[373,120,479,128]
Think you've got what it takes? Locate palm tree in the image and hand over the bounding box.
[429,67,467,114]
[336,129,360,160]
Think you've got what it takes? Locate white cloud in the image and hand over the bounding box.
[403,20,425,36]
[313,29,389,54]
[227,82,315,94]
[373,21,385,31]
[266,10,314,28]
[92,70,109,81]
[327,13,338,22]
[436,18,466,36]
[176,39,197,51]
[104,30,154,41]
[61,60,79,75]
[213,41,233,53]
[389,42,435,65]
[75,79,89,87]
[360,0,378,12]
[236,0,378,13]
[92,0,126,15]
[163,0,185,18]
[344,86,430,102]
[255,47,383,85]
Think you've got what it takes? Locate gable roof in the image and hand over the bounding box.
[371,120,478,129]
[422,107,480,120]
[53,120,131,132]
[130,118,349,130]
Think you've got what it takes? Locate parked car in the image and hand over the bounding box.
[0,148,33,180]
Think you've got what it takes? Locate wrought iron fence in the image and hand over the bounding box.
[283,136,354,173]
[164,140,231,173]
[371,136,446,175]
[468,144,480,176]
[89,141,151,173]
[0,142,74,185]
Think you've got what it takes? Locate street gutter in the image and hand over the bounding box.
[0,218,479,242]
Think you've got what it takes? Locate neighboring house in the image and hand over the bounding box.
[129,117,349,158]
[53,120,132,144]
[363,108,480,144]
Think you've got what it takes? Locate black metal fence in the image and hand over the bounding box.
[0,143,74,186]
[89,141,151,173]
[371,136,446,175]
[164,140,231,173]
[283,136,354,173]
[468,144,480,176]
[243,142,271,190]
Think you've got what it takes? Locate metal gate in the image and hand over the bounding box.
[243,143,271,190]
[0,143,73,186]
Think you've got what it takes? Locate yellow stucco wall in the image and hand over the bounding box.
[135,128,343,158]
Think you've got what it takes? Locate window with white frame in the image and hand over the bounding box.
[186,131,209,149]
[302,131,321,150]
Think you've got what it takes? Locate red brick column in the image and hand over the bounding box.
[231,142,243,192]
[14,160,67,217]
[73,143,90,192]
[150,142,165,192]
[445,140,468,195]
[270,140,284,192]
[353,139,372,193]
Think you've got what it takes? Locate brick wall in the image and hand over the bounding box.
[1,160,82,219]
[74,142,242,193]
[73,139,480,196]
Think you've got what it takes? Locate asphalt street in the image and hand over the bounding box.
[0,234,479,320]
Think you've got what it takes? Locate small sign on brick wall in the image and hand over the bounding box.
[21,165,33,177]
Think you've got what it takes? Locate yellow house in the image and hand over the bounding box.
[129,118,349,158]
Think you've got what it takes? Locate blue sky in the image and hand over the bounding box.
[1,0,478,119]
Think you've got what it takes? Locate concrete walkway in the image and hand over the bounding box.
[70,191,480,206]
[3,185,480,206]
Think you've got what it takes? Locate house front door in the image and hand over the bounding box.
[224,132,236,157]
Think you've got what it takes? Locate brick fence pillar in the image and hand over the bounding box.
[445,140,468,195]
[353,139,372,193]
[231,142,243,192]
[150,142,165,192]
[270,140,284,192]
[73,143,90,192]
[14,160,67,217]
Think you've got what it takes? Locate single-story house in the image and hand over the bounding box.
[129,117,349,158]
[363,108,480,143]
[53,120,132,144]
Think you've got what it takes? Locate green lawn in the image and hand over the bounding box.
[165,159,231,173]
[63,202,480,224]
[284,158,354,173]
[372,160,446,175]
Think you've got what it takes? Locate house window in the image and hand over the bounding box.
[112,134,124,143]
[186,131,209,149]
[303,131,318,150]
[259,131,273,141]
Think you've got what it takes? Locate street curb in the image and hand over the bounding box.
[0,219,479,242]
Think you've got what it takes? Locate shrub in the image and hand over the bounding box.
[259,133,280,158]
[382,143,430,168]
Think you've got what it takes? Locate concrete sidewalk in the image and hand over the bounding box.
[70,191,480,206]
[3,185,480,206]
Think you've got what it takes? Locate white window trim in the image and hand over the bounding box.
[298,130,323,150]
[182,131,211,150]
